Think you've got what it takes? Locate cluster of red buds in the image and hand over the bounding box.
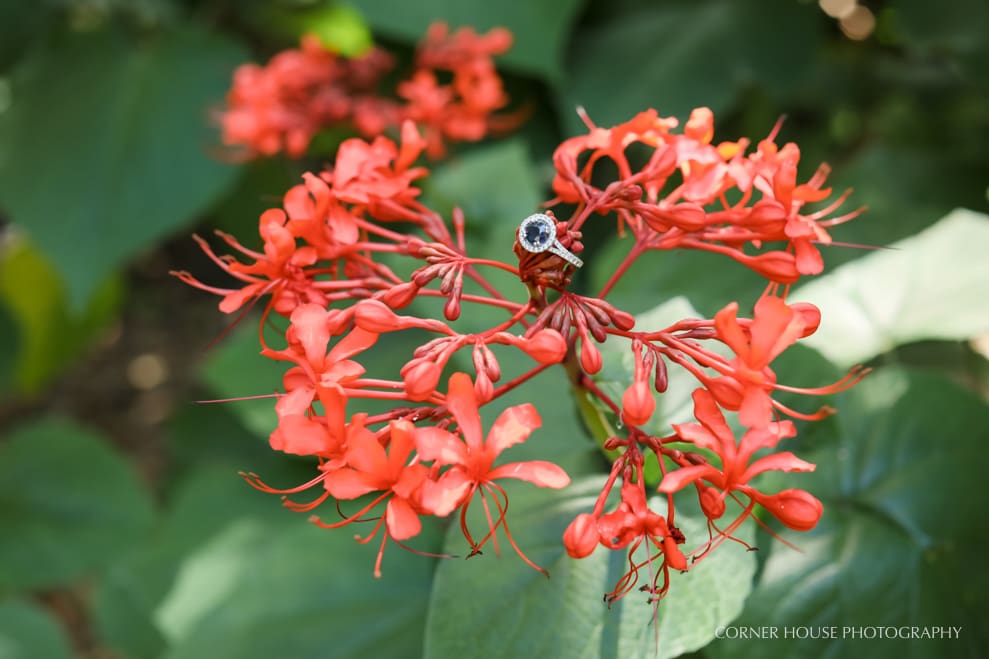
[219,23,523,158]
[179,26,867,603]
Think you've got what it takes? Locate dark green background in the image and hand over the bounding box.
[0,1,987,657]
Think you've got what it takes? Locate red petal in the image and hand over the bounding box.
[750,296,801,366]
[289,304,331,365]
[413,427,467,465]
[488,461,570,489]
[446,373,483,449]
[420,469,472,516]
[714,302,749,361]
[738,387,774,429]
[219,282,267,314]
[741,451,815,483]
[344,427,388,475]
[657,464,721,493]
[690,388,734,453]
[323,468,378,499]
[328,327,378,362]
[268,414,328,456]
[486,403,541,456]
[385,496,422,541]
[274,386,315,419]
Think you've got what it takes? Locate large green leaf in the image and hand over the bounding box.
[793,209,989,367]
[92,458,312,659]
[708,367,989,658]
[159,517,441,659]
[0,599,73,659]
[0,417,154,591]
[348,0,585,82]
[561,0,824,132]
[424,478,756,659]
[0,25,246,306]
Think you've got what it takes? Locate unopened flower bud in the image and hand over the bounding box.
[743,250,800,284]
[579,339,602,374]
[382,282,419,309]
[621,381,655,427]
[474,371,494,403]
[520,329,567,364]
[563,513,600,558]
[752,488,823,531]
[403,360,442,401]
[354,300,400,333]
[610,310,635,331]
[789,302,821,338]
[695,482,725,520]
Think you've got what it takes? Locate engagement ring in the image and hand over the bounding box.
[518,213,583,268]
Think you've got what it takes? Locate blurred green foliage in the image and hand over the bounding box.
[0,1,987,658]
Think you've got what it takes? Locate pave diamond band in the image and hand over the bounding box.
[518,213,583,268]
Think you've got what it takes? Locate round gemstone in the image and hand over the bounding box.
[522,215,553,250]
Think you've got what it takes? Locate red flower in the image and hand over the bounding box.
[658,388,821,531]
[314,420,431,577]
[708,295,809,428]
[414,372,570,573]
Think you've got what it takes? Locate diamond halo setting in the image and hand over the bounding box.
[518,213,583,268]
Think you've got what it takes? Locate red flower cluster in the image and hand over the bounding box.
[220,24,521,159]
[182,27,866,602]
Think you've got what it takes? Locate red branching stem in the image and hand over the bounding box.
[488,362,553,399]
[597,242,644,299]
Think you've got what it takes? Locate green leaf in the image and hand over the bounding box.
[793,209,989,367]
[92,460,309,659]
[708,368,989,658]
[561,0,824,133]
[0,238,122,394]
[0,25,247,306]
[424,478,756,659]
[348,0,585,81]
[825,147,989,270]
[0,417,154,591]
[159,518,440,659]
[0,599,73,659]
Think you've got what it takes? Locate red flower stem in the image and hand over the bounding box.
[464,258,521,276]
[417,288,525,312]
[343,388,444,405]
[310,278,390,291]
[569,198,599,233]
[353,217,408,243]
[348,378,407,390]
[488,362,553,399]
[479,301,533,336]
[597,242,645,299]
